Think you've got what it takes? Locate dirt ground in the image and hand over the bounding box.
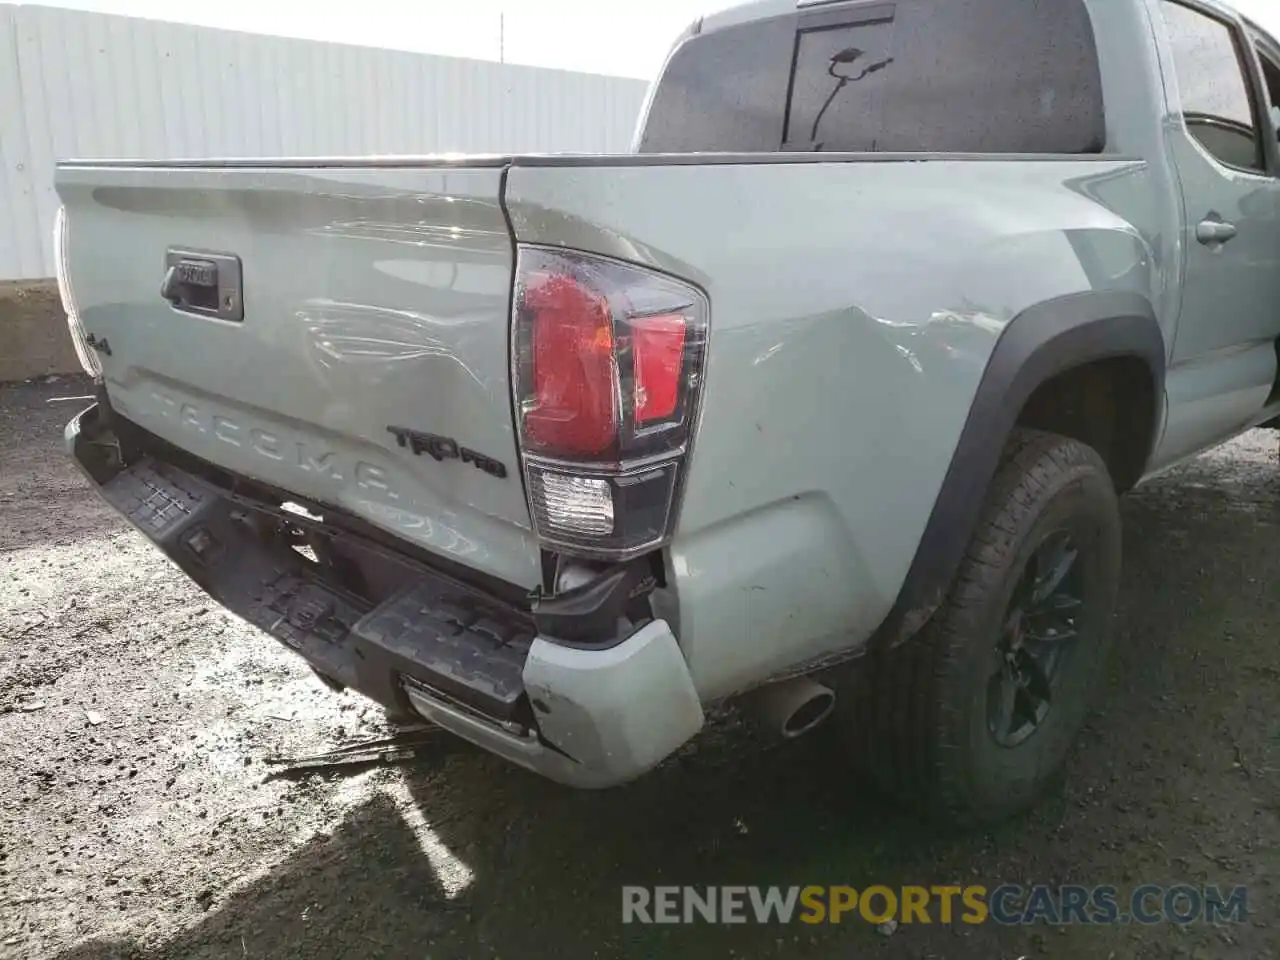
[1,375,1276,960]
[0,283,80,384]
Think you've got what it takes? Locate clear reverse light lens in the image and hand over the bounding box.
[526,462,680,558]
[530,470,615,538]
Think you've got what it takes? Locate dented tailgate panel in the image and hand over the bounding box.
[55,163,540,587]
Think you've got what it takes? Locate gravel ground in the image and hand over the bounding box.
[1,375,1277,960]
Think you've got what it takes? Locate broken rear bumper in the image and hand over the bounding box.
[66,404,704,788]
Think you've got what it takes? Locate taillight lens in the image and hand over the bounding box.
[521,270,617,457]
[513,246,708,559]
[632,313,687,424]
[53,206,101,378]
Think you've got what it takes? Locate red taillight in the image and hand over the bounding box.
[523,271,617,456]
[631,313,686,424]
[512,246,709,559]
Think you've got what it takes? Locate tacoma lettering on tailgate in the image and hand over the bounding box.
[147,391,403,500]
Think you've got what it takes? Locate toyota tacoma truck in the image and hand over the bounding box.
[54,0,1280,824]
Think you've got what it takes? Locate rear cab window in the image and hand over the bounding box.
[637,0,1107,154]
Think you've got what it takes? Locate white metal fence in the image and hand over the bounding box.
[0,4,648,280]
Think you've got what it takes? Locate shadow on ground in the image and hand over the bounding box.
[54,735,987,960]
[33,418,1280,959]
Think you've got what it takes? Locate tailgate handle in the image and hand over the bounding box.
[160,265,182,305]
[161,248,245,322]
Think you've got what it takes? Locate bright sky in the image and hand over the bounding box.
[28,0,1280,81]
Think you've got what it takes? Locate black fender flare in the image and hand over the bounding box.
[871,290,1166,652]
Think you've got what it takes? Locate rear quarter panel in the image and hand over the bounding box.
[506,157,1160,699]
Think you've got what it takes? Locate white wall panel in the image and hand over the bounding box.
[1,7,42,278]
[0,4,648,279]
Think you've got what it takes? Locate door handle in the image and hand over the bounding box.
[1196,218,1238,245]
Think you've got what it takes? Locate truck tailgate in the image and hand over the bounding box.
[55,162,541,587]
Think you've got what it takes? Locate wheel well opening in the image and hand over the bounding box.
[1015,357,1156,492]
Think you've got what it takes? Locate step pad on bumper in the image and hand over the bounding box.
[100,458,371,690]
[354,583,533,722]
[98,457,533,724]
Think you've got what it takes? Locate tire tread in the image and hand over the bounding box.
[851,428,1118,825]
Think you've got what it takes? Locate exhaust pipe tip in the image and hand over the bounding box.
[780,686,836,739]
[744,676,836,740]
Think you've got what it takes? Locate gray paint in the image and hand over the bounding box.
[504,155,1157,698]
[1143,0,1280,468]
[373,619,704,787]
[52,0,1280,712]
[56,164,543,587]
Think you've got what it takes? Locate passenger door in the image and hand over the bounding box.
[1152,0,1280,466]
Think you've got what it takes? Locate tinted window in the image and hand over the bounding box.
[1161,1,1263,171]
[636,16,794,153]
[1257,43,1280,133]
[1259,44,1280,108]
[638,0,1106,155]
[784,16,894,150]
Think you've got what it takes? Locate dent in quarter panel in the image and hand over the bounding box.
[505,159,1159,694]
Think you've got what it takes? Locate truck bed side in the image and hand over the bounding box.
[503,154,1159,696]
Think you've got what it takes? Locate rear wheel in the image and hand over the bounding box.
[847,429,1122,825]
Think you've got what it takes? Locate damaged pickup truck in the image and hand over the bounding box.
[56,0,1280,823]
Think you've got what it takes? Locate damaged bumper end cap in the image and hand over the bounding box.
[405,619,704,789]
